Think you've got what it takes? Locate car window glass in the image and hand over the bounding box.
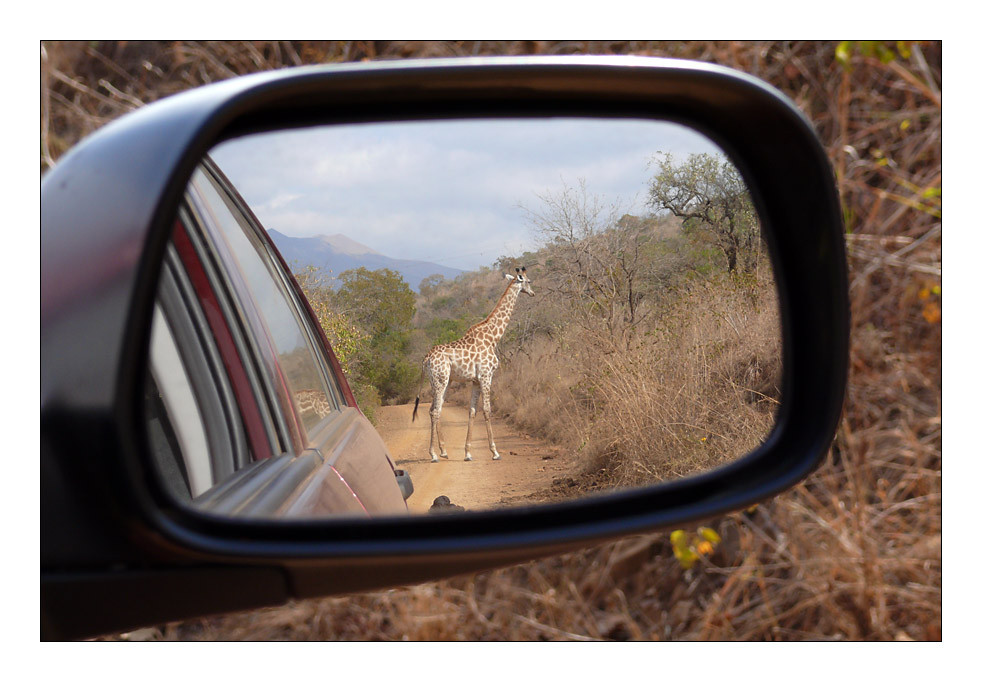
[188,167,340,438]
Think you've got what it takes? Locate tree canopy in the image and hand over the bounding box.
[333,267,417,405]
[646,153,760,273]
[335,267,416,336]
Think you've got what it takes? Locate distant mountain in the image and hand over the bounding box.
[267,229,464,291]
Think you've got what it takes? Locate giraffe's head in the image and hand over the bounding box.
[505,266,535,297]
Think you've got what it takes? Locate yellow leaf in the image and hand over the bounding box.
[698,527,722,545]
[673,546,697,569]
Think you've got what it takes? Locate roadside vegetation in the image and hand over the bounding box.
[491,162,777,489]
[45,40,940,641]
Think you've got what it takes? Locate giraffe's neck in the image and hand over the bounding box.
[470,282,521,345]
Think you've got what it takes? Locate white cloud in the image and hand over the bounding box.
[257,192,303,213]
[211,118,725,271]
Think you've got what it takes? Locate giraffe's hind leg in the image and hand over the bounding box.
[428,371,450,462]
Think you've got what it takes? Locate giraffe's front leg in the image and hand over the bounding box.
[436,417,448,459]
[464,383,481,461]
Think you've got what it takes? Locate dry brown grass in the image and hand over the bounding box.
[589,275,781,485]
[495,272,780,487]
[48,40,940,641]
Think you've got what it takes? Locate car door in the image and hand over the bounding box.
[145,157,409,518]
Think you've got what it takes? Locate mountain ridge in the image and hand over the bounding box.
[268,229,463,291]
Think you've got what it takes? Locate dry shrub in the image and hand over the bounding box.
[48,40,940,641]
[588,275,780,485]
[495,273,780,487]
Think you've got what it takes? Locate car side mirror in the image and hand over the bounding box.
[41,57,848,639]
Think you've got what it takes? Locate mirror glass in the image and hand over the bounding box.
[151,117,780,518]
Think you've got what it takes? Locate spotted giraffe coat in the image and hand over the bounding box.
[412,269,534,461]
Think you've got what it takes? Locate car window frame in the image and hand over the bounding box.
[182,158,350,450]
[152,243,257,488]
[146,158,385,517]
[161,160,385,518]
[170,211,283,464]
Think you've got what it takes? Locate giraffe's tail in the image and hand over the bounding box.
[412,360,426,423]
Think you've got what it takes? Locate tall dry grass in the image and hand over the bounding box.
[45,41,940,641]
[495,272,780,487]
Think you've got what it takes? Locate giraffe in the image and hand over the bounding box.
[412,267,535,462]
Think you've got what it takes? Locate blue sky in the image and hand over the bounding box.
[211,118,726,271]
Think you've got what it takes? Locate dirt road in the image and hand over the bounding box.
[375,402,570,514]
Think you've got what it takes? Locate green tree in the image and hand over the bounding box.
[418,274,446,301]
[294,265,365,376]
[335,267,417,404]
[646,153,760,274]
[335,267,416,336]
[425,317,471,346]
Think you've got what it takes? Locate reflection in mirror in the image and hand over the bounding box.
[150,118,780,518]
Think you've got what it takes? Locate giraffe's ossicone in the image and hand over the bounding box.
[412,267,535,462]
